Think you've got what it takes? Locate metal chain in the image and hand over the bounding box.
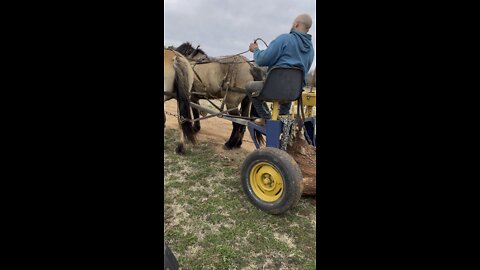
[165,111,189,124]
[165,107,241,124]
[280,117,295,151]
[165,111,178,118]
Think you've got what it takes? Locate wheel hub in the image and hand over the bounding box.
[249,162,284,202]
[261,174,275,191]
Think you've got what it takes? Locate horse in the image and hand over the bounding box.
[175,42,264,149]
[164,48,197,154]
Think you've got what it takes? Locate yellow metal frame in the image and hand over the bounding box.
[302,92,316,107]
[290,92,316,118]
[271,101,280,120]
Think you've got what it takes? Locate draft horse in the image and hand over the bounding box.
[164,49,196,154]
[175,42,263,149]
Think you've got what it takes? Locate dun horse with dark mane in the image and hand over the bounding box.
[164,49,196,154]
[175,42,264,150]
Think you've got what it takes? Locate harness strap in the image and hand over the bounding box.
[191,63,208,94]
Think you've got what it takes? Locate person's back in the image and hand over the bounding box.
[246,14,315,125]
[250,14,315,85]
[254,31,314,85]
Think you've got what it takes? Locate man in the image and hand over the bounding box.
[246,14,315,126]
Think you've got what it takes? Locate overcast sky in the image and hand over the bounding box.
[164,0,316,72]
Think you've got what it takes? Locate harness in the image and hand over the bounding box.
[189,55,250,111]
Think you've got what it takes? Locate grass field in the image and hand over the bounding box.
[164,128,317,269]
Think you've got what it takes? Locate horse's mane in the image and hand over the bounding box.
[175,42,252,65]
[175,42,208,59]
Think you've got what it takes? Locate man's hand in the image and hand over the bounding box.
[249,42,258,52]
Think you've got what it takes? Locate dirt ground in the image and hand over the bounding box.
[164,99,256,153]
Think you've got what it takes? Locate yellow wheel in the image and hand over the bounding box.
[249,162,284,202]
[241,147,303,214]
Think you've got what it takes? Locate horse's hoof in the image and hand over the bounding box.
[222,144,233,150]
[193,125,201,133]
[175,144,186,154]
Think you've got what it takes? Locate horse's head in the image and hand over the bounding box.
[176,42,208,61]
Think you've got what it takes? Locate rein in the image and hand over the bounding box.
[188,37,269,65]
[179,38,269,103]
[219,37,269,57]
[189,57,252,65]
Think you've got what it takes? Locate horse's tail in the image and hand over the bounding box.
[173,56,196,144]
[247,65,266,146]
[247,97,265,146]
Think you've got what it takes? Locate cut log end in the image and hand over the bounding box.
[286,127,317,196]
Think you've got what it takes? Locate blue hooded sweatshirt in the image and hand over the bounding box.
[253,31,314,85]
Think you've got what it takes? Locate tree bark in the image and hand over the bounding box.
[286,126,316,195]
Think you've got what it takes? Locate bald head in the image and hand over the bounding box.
[291,14,312,33]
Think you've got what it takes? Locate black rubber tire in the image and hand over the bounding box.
[241,147,303,214]
[164,243,179,270]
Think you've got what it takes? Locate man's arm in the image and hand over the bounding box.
[252,35,287,67]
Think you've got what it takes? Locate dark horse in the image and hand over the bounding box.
[175,42,264,149]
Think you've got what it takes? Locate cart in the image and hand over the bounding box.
[186,67,316,214]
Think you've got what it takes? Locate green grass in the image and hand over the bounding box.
[164,128,316,269]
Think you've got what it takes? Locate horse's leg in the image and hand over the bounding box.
[191,96,201,133]
[233,96,251,148]
[223,101,242,150]
[223,119,240,150]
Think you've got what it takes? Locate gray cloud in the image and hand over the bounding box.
[164,0,316,72]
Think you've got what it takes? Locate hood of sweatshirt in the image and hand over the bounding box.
[290,31,313,53]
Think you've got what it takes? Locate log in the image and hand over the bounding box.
[302,177,316,196]
[286,126,317,195]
